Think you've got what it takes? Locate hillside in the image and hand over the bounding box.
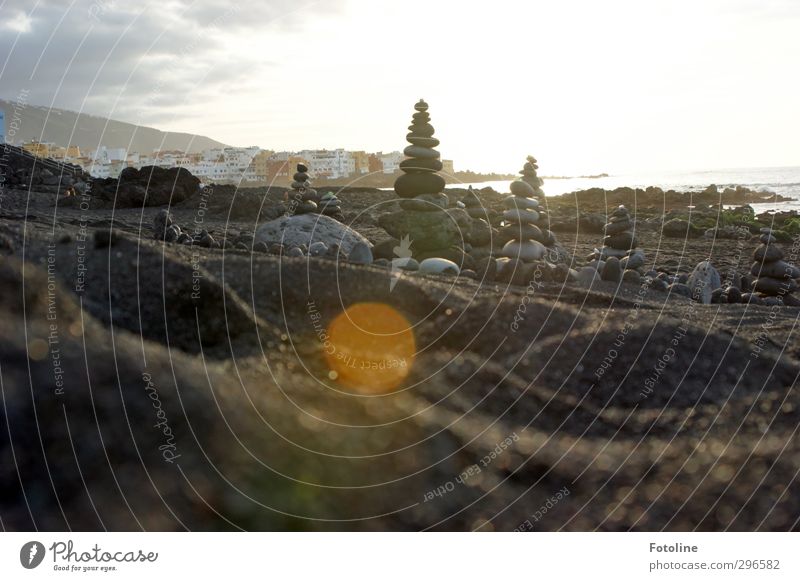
[0,100,227,154]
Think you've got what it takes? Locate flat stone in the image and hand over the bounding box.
[414,99,429,111]
[604,220,631,235]
[406,135,440,148]
[391,257,419,271]
[753,277,799,295]
[503,196,539,210]
[399,158,443,172]
[750,260,800,279]
[622,269,642,285]
[668,283,693,299]
[503,209,539,224]
[620,250,646,270]
[594,247,629,259]
[753,243,784,263]
[419,257,459,276]
[604,231,637,250]
[293,172,309,182]
[760,234,777,244]
[407,123,435,137]
[500,239,547,261]
[403,145,440,160]
[503,222,543,242]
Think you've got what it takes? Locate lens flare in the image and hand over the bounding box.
[324,303,415,394]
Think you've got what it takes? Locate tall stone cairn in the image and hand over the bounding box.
[287,163,318,215]
[378,100,461,254]
[500,156,559,262]
[593,205,645,270]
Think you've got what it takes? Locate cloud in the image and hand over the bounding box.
[0,0,340,125]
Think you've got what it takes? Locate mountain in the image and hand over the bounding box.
[0,100,228,154]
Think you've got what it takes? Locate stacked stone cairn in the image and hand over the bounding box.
[462,187,487,219]
[317,191,344,220]
[750,228,800,305]
[287,163,318,215]
[378,100,462,267]
[592,205,646,280]
[500,157,559,261]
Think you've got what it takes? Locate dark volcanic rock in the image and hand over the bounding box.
[93,166,200,207]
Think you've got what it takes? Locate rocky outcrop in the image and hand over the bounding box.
[92,165,200,207]
[0,144,89,194]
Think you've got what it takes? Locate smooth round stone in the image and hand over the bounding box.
[577,266,601,287]
[391,256,419,271]
[622,269,642,285]
[309,241,328,256]
[509,180,535,196]
[601,257,622,282]
[725,286,742,303]
[500,239,547,261]
[503,209,539,225]
[750,259,800,279]
[604,220,631,235]
[407,123,435,137]
[753,243,784,262]
[620,250,646,270]
[760,234,777,244]
[419,257,459,276]
[294,201,317,214]
[412,111,430,121]
[760,228,773,234]
[611,206,629,217]
[399,192,448,211]
[297,163,308,172]
[321,192,337,200]
[753,277,798,295]
[291,181,308,190]
[348,242,373,264]
[293,172,308,182]
[668,283,693,298]
[503,196,539,210]
[287,247,304,257]
[406,135,440,148]
[609,213,630,223]
[594,246,629,259]
[403,145,440,159]
[521,176,543,189]
[414,100,428,111]
[503,222,543,242]
[394,172,446,198]
[400,158,442,172]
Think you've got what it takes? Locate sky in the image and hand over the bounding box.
[1,0,798,175]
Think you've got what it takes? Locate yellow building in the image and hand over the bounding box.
[22,140,54,158]
[351,150,370,174]
[442,159,455,176]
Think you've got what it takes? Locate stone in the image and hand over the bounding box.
[601,257,622,282]
[406,135,440,148]
[297,163,309,172]
[153,209,173,240]
[287,247,304,257]
[348,242,373,264]
[711,288,727,304]
[668,283,693,299]
[724,286,742,304]
[662,218,703,239]
[502,223,544,243]
[399,192,448,211]
[622,269,642,285]
[496,258,532,286]
[648,278,669,292]
[378,210,460,252]
[686,260,721,304]
[394,172,446,198]
[501,240,547,261]
[509,180,536,196]
[620,250,646,270]
[400,158,442,172]
[753,277,798,295]
[254,242,269,253]
[403,145,440,160]
[604,220,631,235]
[419,257,459,276]
[475,258,497,282]
[164,225,180,243]
[604,231,638,250]
[503,196,539,210]
[502,209,539,225]
[255,213,371,256]
[750,260,800,279]
[760,234,777,244]
[93,166,200,208]
[577,266,601,287]
[753,244,784,263]
[371,238,400,260]
[309,241,328,257]
[391,257,419,271]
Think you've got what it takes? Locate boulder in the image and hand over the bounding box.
[255,213,371,256]
[94,166,200,207]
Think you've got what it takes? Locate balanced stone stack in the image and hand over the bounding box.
[317,191,344,221]
[288,163,318,215]
[462,187,486,219]
[499,157,560,261]
[394,99,448,211]
[750,228,800,303]
[378,100,461,256]
[594,205,645,270]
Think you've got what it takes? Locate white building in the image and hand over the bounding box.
[379,151,403,174]
[299,149,354,179]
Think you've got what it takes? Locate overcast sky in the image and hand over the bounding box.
[1,0,798,175]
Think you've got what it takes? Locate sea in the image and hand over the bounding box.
[447,166,800,215]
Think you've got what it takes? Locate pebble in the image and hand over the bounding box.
[348,242,373,264]
[601,257,622,282]
[419,257,460,276]
[309,241,328,257]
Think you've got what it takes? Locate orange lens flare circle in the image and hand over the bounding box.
[324,303,416,394]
